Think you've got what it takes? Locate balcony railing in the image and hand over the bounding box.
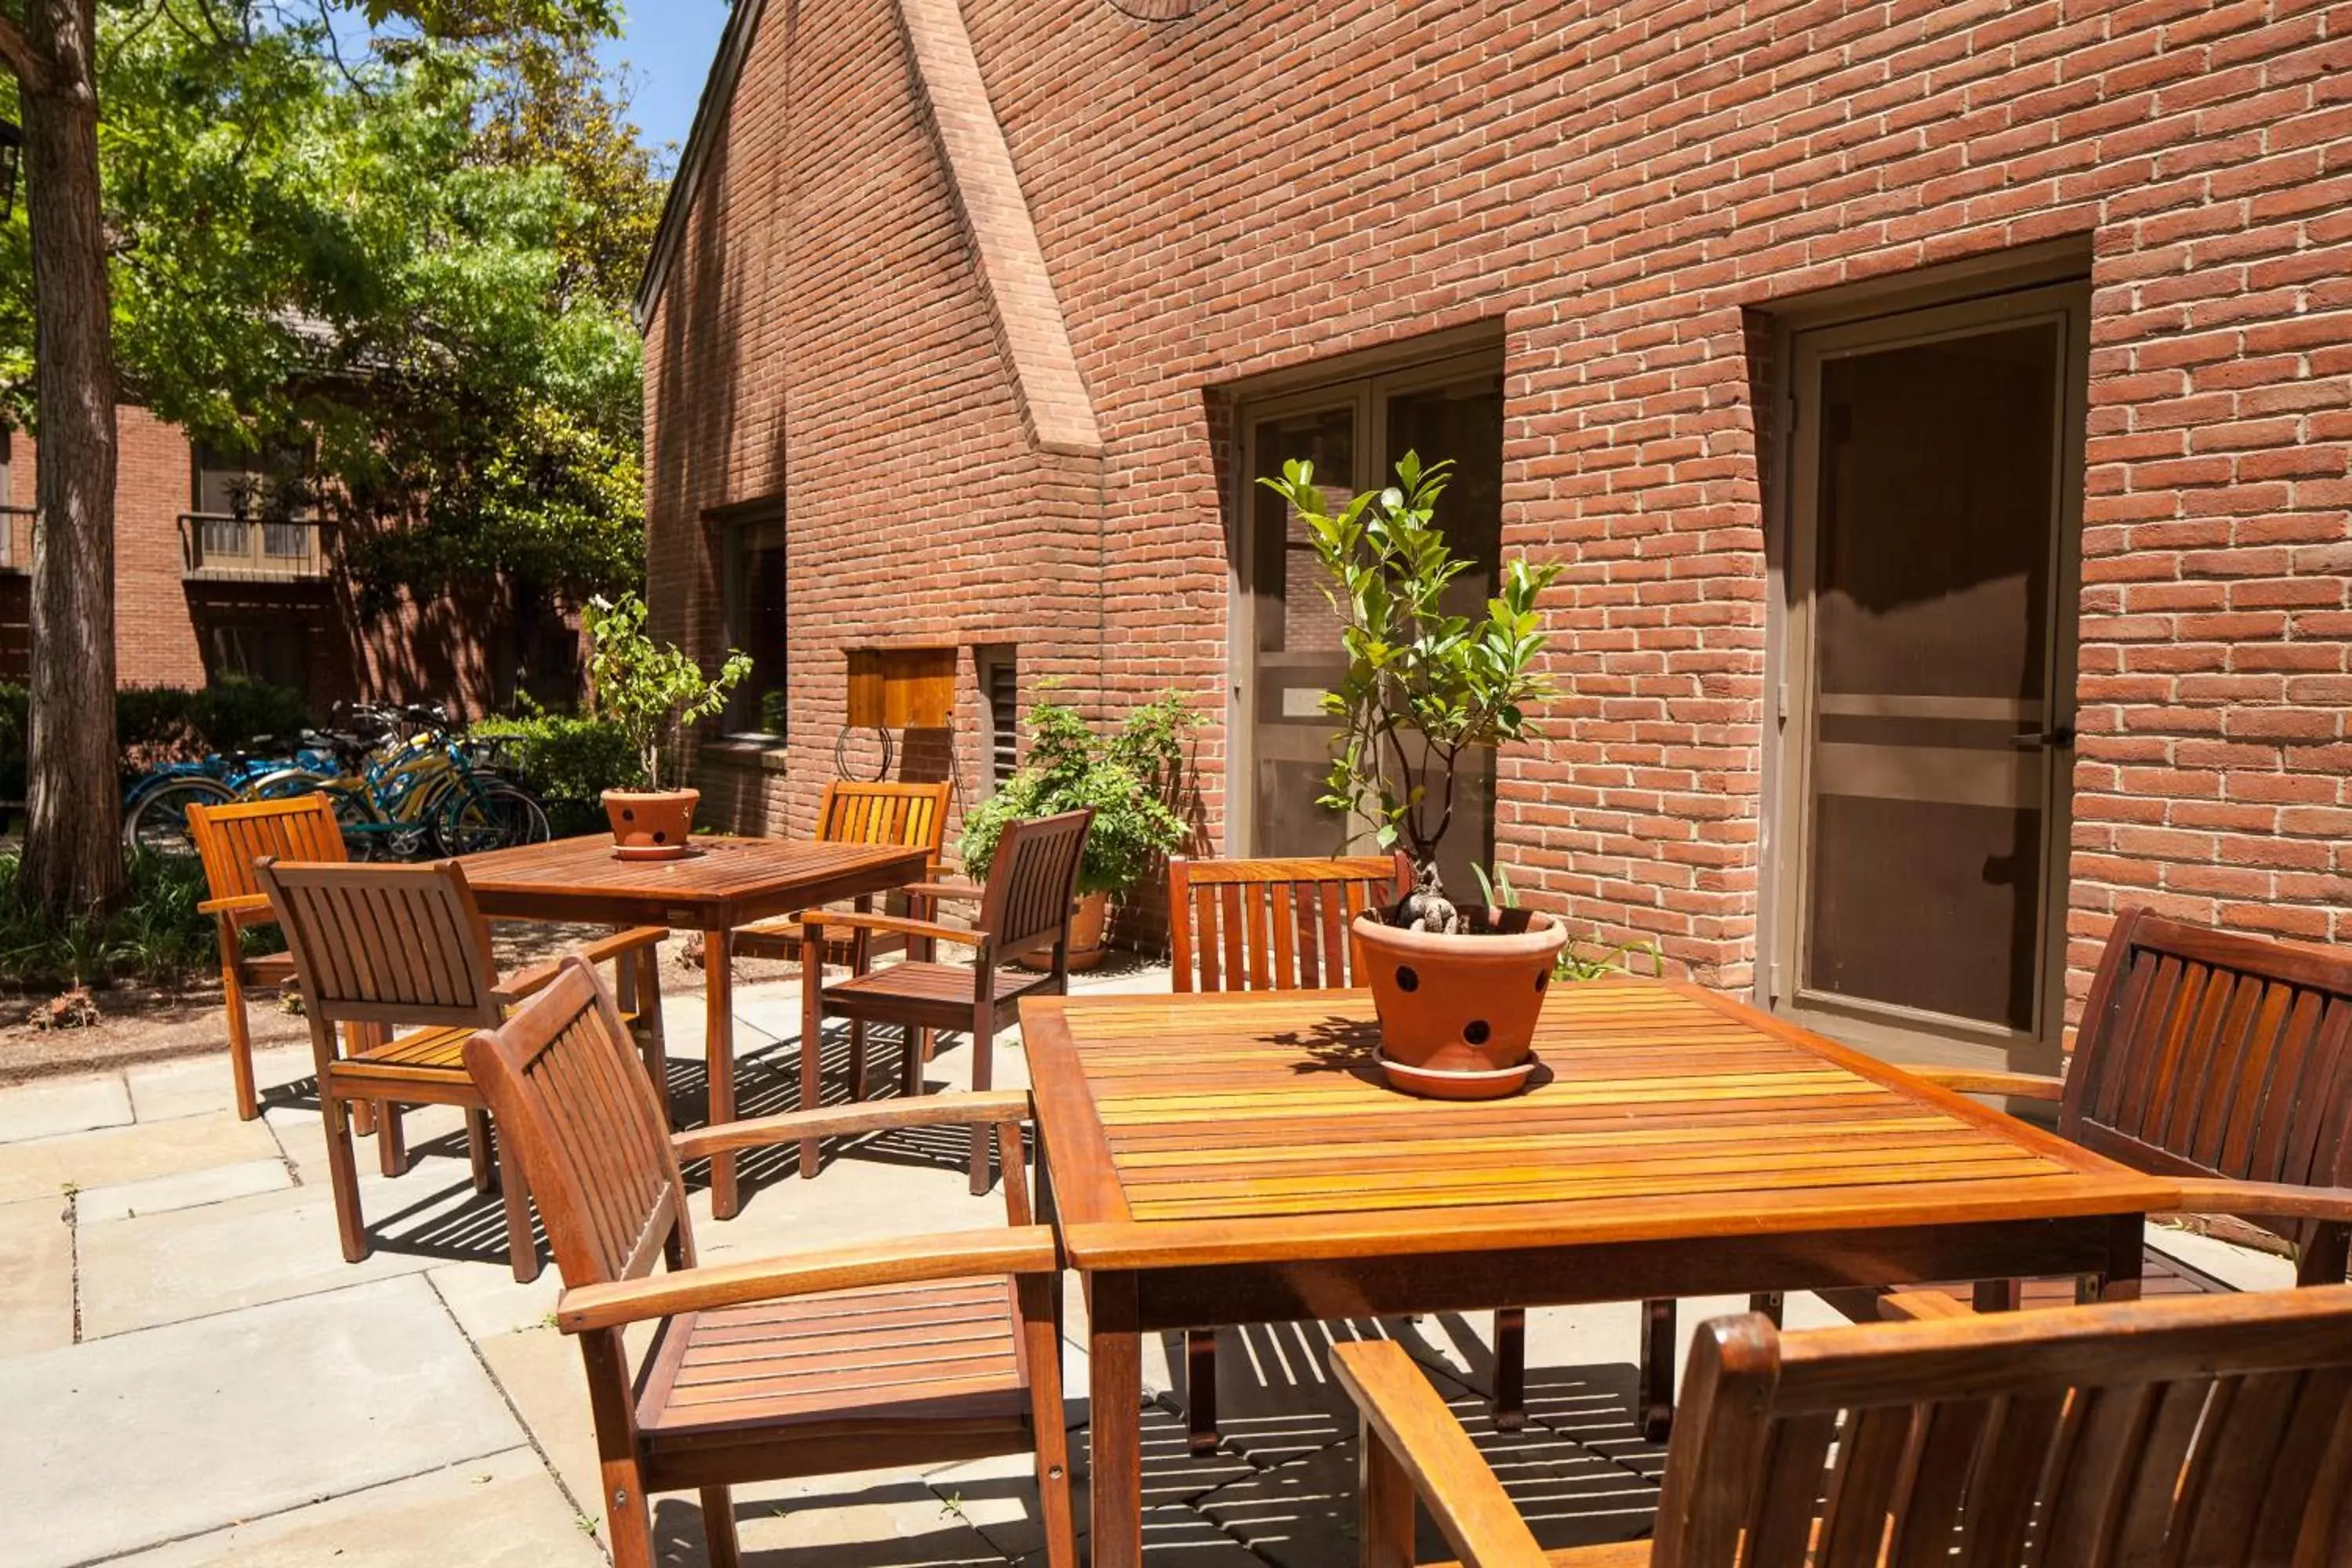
[179,512,332,582]
[0,506,31,572]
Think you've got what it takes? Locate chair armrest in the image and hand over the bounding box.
[673,1090,1033,1162]
[1902,1067,2066,1102]
[2169,1178,2352,1225]
[1330,1341,1552,1568]
[797,910,980,949]
[495,927,669,1004]
[557,1224,1059,1333]
[903,878,983,905]
[1881,1290,1976,1322]
[201,894,276,928]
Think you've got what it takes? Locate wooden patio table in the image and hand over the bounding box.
[461,833,930,1218]
[1021,978,2185,1568]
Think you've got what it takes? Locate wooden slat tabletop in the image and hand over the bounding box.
[1023,980,2183,1272]
[461,835,931,925]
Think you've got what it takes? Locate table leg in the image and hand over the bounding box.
[2095,1214,2145,1303]
[1637,1298,1675,1443]
[800,921,824,1181]
[1492,1308,1525,1432]
[704,927,741,1220]
[1089,1273,1144,1568]
[1975,1278,2024,1312]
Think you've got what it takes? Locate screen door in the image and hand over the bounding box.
[1776,285,2088,1057]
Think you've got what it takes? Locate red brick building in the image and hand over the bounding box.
[639,0,2352,1071]
[2,405,513,715]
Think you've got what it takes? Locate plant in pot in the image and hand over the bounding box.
[957,691,1199,969]
[584,593,752,860]
[1259,451,1566,1100]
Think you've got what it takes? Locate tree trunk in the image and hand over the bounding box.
[17,0,122,917]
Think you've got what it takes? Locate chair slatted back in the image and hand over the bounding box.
[2065,909,2352,1205]
[1168,854,1412,992]
[258,858,503,1030]
[466,959,687,1289]
[816,779,952,863]
[187,795,346,904]
[1652,1286,2352,1567]
[979,809,1093,962]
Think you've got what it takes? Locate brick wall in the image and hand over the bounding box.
[645,0,2352,1016]
[5,408,504,717]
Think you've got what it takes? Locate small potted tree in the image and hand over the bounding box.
[958,691,1197,968]
[585,593,751,859]
[1259,452,1566,1099]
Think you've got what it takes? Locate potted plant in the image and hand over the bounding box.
[584,593,751,859]
[1259,452,1566,1099]
[958,691,1198,969]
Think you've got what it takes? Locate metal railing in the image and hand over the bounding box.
[178,512,331,581]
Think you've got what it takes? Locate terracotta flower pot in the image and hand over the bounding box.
[601,787,699,860]
[1019,889,1110,972]
[1353,912,1567,1100]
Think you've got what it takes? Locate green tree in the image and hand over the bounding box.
[0,0,629,918]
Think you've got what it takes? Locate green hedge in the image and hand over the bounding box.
[470,713,641,837]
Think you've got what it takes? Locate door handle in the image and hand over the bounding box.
[2009,726,2077,751]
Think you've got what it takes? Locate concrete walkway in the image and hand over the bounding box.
[1,948,2294,1566]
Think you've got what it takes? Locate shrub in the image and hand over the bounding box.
[958,693,1201,898]
[470,711,643,837]
[118,677,313,767]
[0,849,281,994]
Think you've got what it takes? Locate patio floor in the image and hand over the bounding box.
[0,948,2294,1567]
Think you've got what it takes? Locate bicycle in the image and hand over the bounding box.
[240,703,551,860]
[120,737,341,858]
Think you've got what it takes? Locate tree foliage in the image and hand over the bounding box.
[0,0,658,605]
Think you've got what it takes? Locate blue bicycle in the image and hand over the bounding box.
[119,738,339,857]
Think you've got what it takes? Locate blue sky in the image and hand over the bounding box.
[596,3,734,167]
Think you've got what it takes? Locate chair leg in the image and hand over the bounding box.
[498,1127,539,1284]
[902,1025,925,1098]
[1638,1298,1675,1442]
[1493,1308,1526,1432]
[350,1098,376,1138]
[848,1019,869,1101]
[601,1471,657,1568]
[377,1102,408,1178]
[222,976,260,1121]
[701,1486,741,1568]
[321,1094,370,1265]
[634,946,670,1130]
[1186,1330,1219,1455]
[968,1004,996,1196]
[466,1109,495,1196]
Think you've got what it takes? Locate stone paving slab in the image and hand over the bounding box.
[106,1446,604,1568]
[0,1073,135,1144]
[0,1273,522,1568]
[0,1193,73,1356]
[0,1108,280,1205]
[75,1181,443,1339]
[75,1155,292,1222]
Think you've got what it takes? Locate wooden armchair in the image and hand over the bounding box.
[258,857,666,1283]
[1332,1284,2352,1566]
[1167,852,1537,1454]
[1641,909,2352,1431]
[732,779,953,966]
[463,958,1075,1568]
[797,808,1093,1194]
[186,795,349,1120]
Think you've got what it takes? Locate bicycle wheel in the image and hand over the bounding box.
[122,775,237,857]
[436,779,552,856]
